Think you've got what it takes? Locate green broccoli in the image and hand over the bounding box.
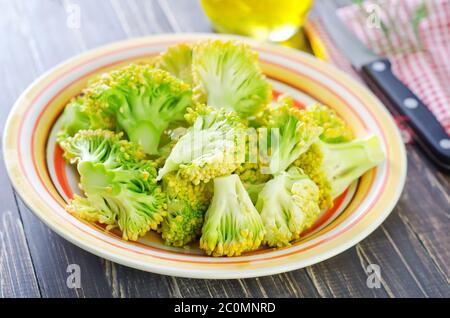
[200,174,265,257]
[234,127,272,204]
[293,135,385,209]
[235,125,271,186]
[160,173,212,247]
[155,43,193,85]
[60,129,145,166]
[255,167,321,247]
[302,103,354,143]
[192,40,272,118]
[61,129,167,241]
[262,100,323,175]
[85,63,192,155]
[157,106,246,185]
[58,96,91,141]
[57,94,116,142]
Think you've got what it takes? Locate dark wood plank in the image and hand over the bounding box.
[2,0,121,298]
[399,145,450,279]
[0,167,40,298]
[303,248,390,297]
[0,0,45,299]
[359,215,449,297]
[109,0,173,36]
[163,0,213,32]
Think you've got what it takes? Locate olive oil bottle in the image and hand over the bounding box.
[200,0,314,42]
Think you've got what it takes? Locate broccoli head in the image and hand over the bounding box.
[262,100,323,175]
[59,129,145,166]
[200,174,265,257]
[256,167,321,247]
[236,162,271,185]
[157,106,246,185]
[61,129,167,241]
[293,135,385,209]
[159,173,212,247]
[85,63,192,155]
[58,96,91,141]
[57,94,116,142]
[155,43,193,85]
[302,103,354,143]
[192,40,272,118]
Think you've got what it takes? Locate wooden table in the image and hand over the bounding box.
[0,0,448,298]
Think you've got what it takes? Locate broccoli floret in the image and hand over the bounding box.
[85,63,192,155]
[293,135,385,209]
[263,100,323,175]
[192,40,272,118]
[292,144,332,209]
[236,162,271,185]
[251,94,294,128]
[57,95,116,142]
[303,103,354,143]
[234,128,272,204]
[234,126,271,186]
[160,173,212,247]
[61,129,167,241]
[253,96,353,144]
[200,174,265,256]
[155,43,193,85]
[157,107,246,185]
[255,167,321,247]
[58,96,91,141]
[59,129,145,166]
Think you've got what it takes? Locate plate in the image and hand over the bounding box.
[3,34,406,278]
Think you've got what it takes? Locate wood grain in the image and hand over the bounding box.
[0,0,448,298]
[0,0,41,299]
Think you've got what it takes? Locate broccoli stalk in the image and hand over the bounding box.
[61,129,167,241]
[86,64,192,155]
[293,135,385,209]
[157,107,246,185]
[319,135,385,198]
[255,167,321,247]
[200,174,265,256]
[192,40,272,118]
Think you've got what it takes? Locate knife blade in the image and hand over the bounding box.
[317,1,450,172]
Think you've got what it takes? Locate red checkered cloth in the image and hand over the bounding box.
[307,0,450,142]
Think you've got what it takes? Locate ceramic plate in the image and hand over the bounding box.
[3,34,406,278]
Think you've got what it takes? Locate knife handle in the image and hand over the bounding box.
[361,58,450,171]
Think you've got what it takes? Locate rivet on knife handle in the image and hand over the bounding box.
[361,58,450,171]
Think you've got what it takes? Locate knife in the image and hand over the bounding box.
[317,1,450,172]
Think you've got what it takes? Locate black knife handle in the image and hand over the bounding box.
[361,58,450,172]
